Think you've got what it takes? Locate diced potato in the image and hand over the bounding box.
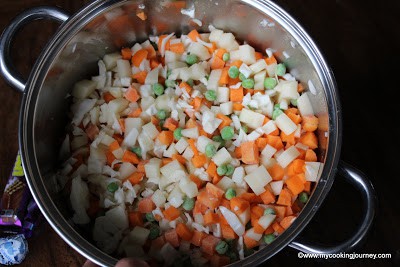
[297,92,314,116]
[165,51,181,63]
[275,80,299,102]
[250,59,267,73]
[108,98,129,114]
[188,42,211,61]
[276,146,300,168]
[275,113,297,135]
[239,108,265,129]
[105,205,129,230]
[217,33,239,51]
[207,69,222,91]
[181,127,199,139]
[103,53,122,70]
[196,136,218,154]
[254,71,267,90]
[189,63,207,80]
[123,128,139,147]
[266,62,277,77]
[232,166,246,188]
[217,87,229,103]
[261,144,277,159]
[243,165,272,195]
[167,185,185,208]
[257,214,276,229]
[129,226,150,246]
[163,143,177,158]
[305,162,322,182]
[261,120,277,135]
[117,59,132,78]
[179,177,199,198]
[216,176,236,191]
[125,118,143,135]
[145,67,159,85]
[142,122,160,139]
[175,137,189,154]
[220,102,233,115]
[152,189,167,207]
[212,147,232,166]
[270,181,283,195]
[209,29,224,43]
[72,79,97,99]
[160,160,184,177]
[145,158,162,180]
[244,164,259,174]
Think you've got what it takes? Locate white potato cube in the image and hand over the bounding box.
[239,108,265,129]
[123,128,139,147]
[175,137,189,154]
[179,178,199,198]
[160,160,184,177]
[188,42,211,61]
[243,165,272,195]
[196,136,219,154]
[217,33,239,51]
[232,167,246,188]
[216,177,236,191]
[305,162,322,182]
[270,181,283,195]
[142,122,160,139]
[163,143,177,158]
[275,113,297,135]
[145,67,159,85]
[72,79,97,99]
[117,59,132,78]
[257,214,276,229]
[261,144,277,159]
[276,146,300,168]
[145,158,162,180]
[152,189,167,207]
[181,127,199,139]
[297,92,314,116]
[275,80,299,102]
[207,69,222,91]
[212,148,232,166]
[254,70,267,90]
[103,53,121,70]
[209,29,224,43]
[217,87,230,103]
[129,226,150,246]
[220,102,233,115]
[125,118,143,135]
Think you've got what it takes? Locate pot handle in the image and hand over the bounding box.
[0,6,70,92]
[289,160,376,254]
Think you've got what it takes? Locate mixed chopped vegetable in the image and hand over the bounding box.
[58,26,323,266]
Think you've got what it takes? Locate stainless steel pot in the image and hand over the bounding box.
[0,1,376,266]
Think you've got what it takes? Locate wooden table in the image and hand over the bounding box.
[0,0,398,266]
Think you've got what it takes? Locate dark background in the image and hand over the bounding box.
[0,0,399,266]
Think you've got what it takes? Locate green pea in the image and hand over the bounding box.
[205,143,217,158]
[182,197,195,211]
[145,213,155,222]
[228,66,239,79]
[290,99,298,107]
[276,63,286,76]
[225,188,236,200]
[159,119,166,129]
[264,207,276,215]
[242,78,255,89]
[174,127,183,140]
[165,79,177,88]
[239,73,246,81]
[131,147,142,158]
[222,53,230,62]
[212,135,225,148]
[241,125,248,134]
[215,241,229,255]
[221,126,234,140]
[299,192,309,204]
[264,77,277,90]
[187,79,194,87]
[153,83,164,96]
[107,182,119,193]
[225,164,234,176]
[272,108,283,120]
[226,251,238,262]
[157,109,167,120]
[148,225,160,240]
[217,165,227,176]
[263,234,275,244]
[186,54,198,65]
[205,90,217,101]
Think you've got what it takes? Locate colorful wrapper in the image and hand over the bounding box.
[0,153,42,264]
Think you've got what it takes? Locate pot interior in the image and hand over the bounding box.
[22,0,338,266]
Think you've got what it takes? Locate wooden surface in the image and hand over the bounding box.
[0,0,399,266]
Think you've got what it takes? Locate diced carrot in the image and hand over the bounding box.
[106,151,116,166]
[243,233,259,249]
[268,164,285,181]
[176,223,193,241]
[251,205,264,219]
[164,229,180,247]
[118,118,126,133]
[286,173,306,195]
[197,190,220,210]
[169,42,185,54]
[128,211,144,227]
[150,59,160,69]
[211,56,225,70]
[163,118,179,131]
[281,131,296,145]
[204,212,220,225]
[264,225,275,235]
[304,181,312,194]
[230,60,242,68]
[297,83,305,93]
[151,116,160,127]
[122,150,140,164]
[191,230,207,247]
[230,197,250,215]
[185,118,198,129]
[260,189,276,205]
[216,113,232,130]
[158,35,171,51]
[215,48,227,59]
[131,49,148,67]
[138,198,156,213]
[127,172,144,185]
[85,123,99,141]
[137,160,149,173]
[121,47,132,60]
[285,205,293,216]
[255,137,268,151]
[180,82,192,94]
[228,76,241,86]
[273,205,286,221]
[206,183,224,199]
[144,43,157,59]
[266,135,284,150]
[207,42,218,54]
[287,112,302,125]
[280,216,296,229]
[172,154,186,165]
[265,56,277,65]
[201,235,221,255]
[157,131,174,146]
[163,206,181,221]
[253,220,266,234]
[299,132,318,149]
[152,235,166,249]
[206,161,217,178]
[188,139,199,155]
[285,108,299,115]
[218,67,229,85]
[128,107,142,118]
[234,146,242,159]
[103,92,116,103]
[212,175,222,185]
[136,11,147,21]
[210,255,230,267]
[190,174,204,189]
[220,199,230,210]
[192,154,207,168]
[188,29,201,42]
[277,188,292,206]
[305,149,317,162]
[125,87,140,103]
[302,115,319,132]
[162,158,173,166]
[193,97,203,111]
[193,201,208,215]
[221,223,237,240]
[230,87,244,102]
[109,140,120,152]
[272,222,285,234]
[113,133,124,144]
[240,141,259,164]
[239,193,262,204]
[255,52,263,60]
[132,71,147,84]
